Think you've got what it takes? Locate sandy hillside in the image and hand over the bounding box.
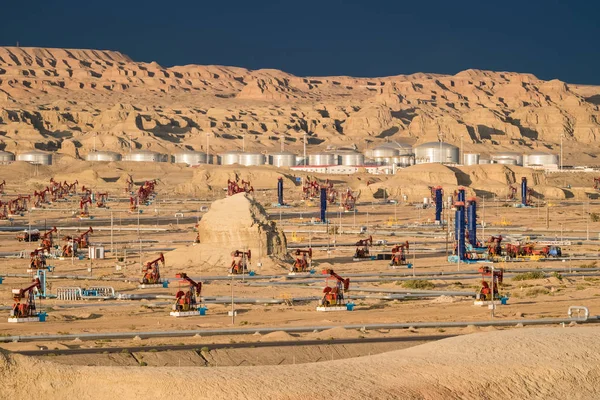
[1,326,599,399]
[0,47,599,163]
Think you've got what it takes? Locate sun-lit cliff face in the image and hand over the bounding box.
[1,46,599,161]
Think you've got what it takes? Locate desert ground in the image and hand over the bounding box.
[0,158,599,398]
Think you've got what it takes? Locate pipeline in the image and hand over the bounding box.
[1,312,595,343]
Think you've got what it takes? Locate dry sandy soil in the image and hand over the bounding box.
[1,47,600,164]
[1,326,599,399]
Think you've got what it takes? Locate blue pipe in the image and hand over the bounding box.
[434,188,443,223]
[457,188,465,203]
[521,177,527,206]
[320,188,327,223]
[277,178,284,205]
[456,204,466,260]
[467,199,477,246]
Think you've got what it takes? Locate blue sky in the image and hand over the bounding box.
[1,0,598,83]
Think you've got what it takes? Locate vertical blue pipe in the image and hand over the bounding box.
[320,187,327,223]
[435,188,442,223]
[277,178,283,205]
[467,199,477,246]
[458,188,465,203]
[457,204,466,260]
[521,177,527,206]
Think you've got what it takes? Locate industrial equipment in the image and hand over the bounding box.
[9,278,45,322]
[79,197,92,218]
[141,253,165,286]
[129,196,139,213]
[302,178,320,200]
[390,241,410,267]
[0,202,7,220]
[317,269,351,311]
[341,188,358,211]
[353,236,373,261]
[227,179,254,196]
[230,250,251,275]
[40,227,57,251]
[290,249,312,274]
[474,266,505,306]
[33,188,50,208]
[16,229,40,242]
[520,177,533,206]
[125,175,134,194]
[277,177,286,206]
[96,192,109,208]
[170,272,205,317]
[431,186,443,223]
[487,236,503,258]
[28,249,47,271]
[507,185,517,200]
[61,227,93,257]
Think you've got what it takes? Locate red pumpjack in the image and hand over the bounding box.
[96,192,109,208]
[10,278,42,319]
[230,250,251,274]
[79,197,92,218]
[354,235,373,259]
[319,269,350,308]
[61,227,93,257]
[29,248,47,271]
[141,253,165,285]
[291,249,312,273]
[341,188,357,211]
[227,179,254,196]
[173,272,203,313]
[390,241,410,266]
[40,227,57,251]
[476,266,504,302]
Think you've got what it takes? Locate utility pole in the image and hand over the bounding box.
[303,132,307,165]
[206,132,210,164]
[110,211,114,258]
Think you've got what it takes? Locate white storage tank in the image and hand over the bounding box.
[414,142,459,164]
[308,153,336,166]
[0,150,15,163]
[295,155,307,166]
[496,158,517,165]
[463,153,480,166]
[268,152,297,167]
[338,151,365,166]
[86,151,122,162]
[123,150,165,162]
[220,150,242,165]
[479,158,492,165]
[16,150,53,165]
[174,151,208,166]
[239,152,265,166]
[491,152,523,166]
[524,152,559,166]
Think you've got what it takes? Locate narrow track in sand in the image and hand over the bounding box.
[13,334,456,356]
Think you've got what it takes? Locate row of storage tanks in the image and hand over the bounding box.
[0,145,559,167]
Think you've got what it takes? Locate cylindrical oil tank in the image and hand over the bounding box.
[491,152,523,166]
[219,151,242,165]
[524,152,559,166]
[496,158,517,165]
[268,152,297,167]
[414,142,459,164]
[463,153,480,166]
[479,158,492,165]
[370,145,399,159]
[393,155,414,167]
[238,152,265,166]
[122,150,165,162]
[0,150,15,162]
[86,151,122,162]
[338,152,365,166]
[174,151,207,166]
[308,153,336,166]
[295,155,307,166]
[16,150,52,165]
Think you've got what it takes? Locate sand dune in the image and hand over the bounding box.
[1,326,599,399]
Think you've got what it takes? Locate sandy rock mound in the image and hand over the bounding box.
[166,193,288,274]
